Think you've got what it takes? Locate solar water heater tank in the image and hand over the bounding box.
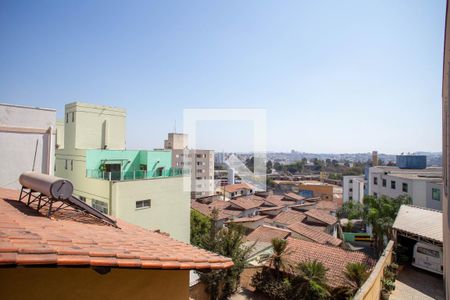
[19,171,74,200]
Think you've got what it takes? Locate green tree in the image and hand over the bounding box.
[267,238,289,279]
[267,160,273,174]
[344,262,370,290]
[290,260,330,300]
[190,209,211,247]
[363,195,411,256]
[198,212,253,300]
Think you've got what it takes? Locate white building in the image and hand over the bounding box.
[343,175,365,203]
[164,133,215,198]
[368,166,443,210]
[0,103,56,189]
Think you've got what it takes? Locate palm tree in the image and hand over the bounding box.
[268,238,289,278]
[291,260,330,300]
[344,262,370,289]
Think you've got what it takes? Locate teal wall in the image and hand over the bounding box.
[86,149,172,175]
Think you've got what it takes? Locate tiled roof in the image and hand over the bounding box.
[283,192,305,202]
[393,205,443,243]
[315,200,338,211]
[223,183,252,193]
[191,200,241,220]
[284,238,375,287]
[287,223,342,247]
[272,210,306,226]
[230,196,265,210]
[245,225,291,243]
[264,195,289,207]
[304,209,337,225]
[258,206,284,212]
[0,189,233,270]
[226,215,267,224]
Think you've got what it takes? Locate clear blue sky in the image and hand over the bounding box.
[0,0,446,153]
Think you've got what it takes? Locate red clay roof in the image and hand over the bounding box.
[191,200,241,220]
[304,209,337,225]
[271,210,306,226]
[316,200,338,211]
[245,225,291,243]
[287,223,342,247]
[283,192,305,202]
[284,238,375,287]
[0,189,233,270]
[264,195,290,207]
[230,195,265,210]
[226,215,267,224]
[223,183,252,193]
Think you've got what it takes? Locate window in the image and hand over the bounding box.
[79,196,86,202]
[373,177,378,185]
[432,188,441,201]
[374,192,378,198]
[92,199,108,214]
[65,160,68,170]
[72,112,75,122]
[402,183,408,193]
[382,179,386,187]
[71,160,73,171]
[349,188,353,192]
[349,179,353,184]
[349,196,353,200]
[391,180,396,189]
[136,199,151,209]
[66,113,69,123]
[417,247,440,258]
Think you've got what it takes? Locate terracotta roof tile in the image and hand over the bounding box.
[287,223,342,247]
[304,209,337,225]
[283,192,305,202]
[223,183,253,193]
[283,238,375,287]
[271,210,306,226]
[264,195,290,207]
[0,188,233,270]
[226,215,267,223]
[245,225,291,243]
[230,196,265,210]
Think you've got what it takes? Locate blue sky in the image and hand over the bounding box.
[0,0,446,153]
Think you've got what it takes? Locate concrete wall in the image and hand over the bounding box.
[0,267,189,300]
[112,176,190,243]
[64,102,126,150]
[353,241,394,300]
[0,103,56,189]
[343,175,365,203]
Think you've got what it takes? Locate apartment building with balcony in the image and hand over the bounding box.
[368,159,443,210]
[164,133,215,198]
[55,102,190,242]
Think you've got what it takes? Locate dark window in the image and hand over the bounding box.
[349,188,353,192]
[71,160,73,171]
[66,113,69,123]
[92,199,108,214]
[374,192,378,198]
[65,160,68,170]
[402,183,408,193]
[373,177,378,185]
[72,112,75,122]
[382,179,386,187]
[349,180,353,184]
[391,181,396,189]
[79,196,86,202]
[432,188,441,201]
[349,196,353,200]
[136,199,151,209]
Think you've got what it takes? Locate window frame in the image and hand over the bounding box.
[136,199,151,209]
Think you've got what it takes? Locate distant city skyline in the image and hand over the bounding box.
[0,0,446,153]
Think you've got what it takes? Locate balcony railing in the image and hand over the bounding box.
[86,168,190,181]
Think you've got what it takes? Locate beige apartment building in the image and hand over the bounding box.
[164,133,214,198]
[55,102,190,242]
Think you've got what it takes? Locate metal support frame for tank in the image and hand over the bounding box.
[18,187,70,217]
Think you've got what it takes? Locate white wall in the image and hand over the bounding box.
[0,103,55,189]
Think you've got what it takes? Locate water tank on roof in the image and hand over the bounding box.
[396,155,427,169]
